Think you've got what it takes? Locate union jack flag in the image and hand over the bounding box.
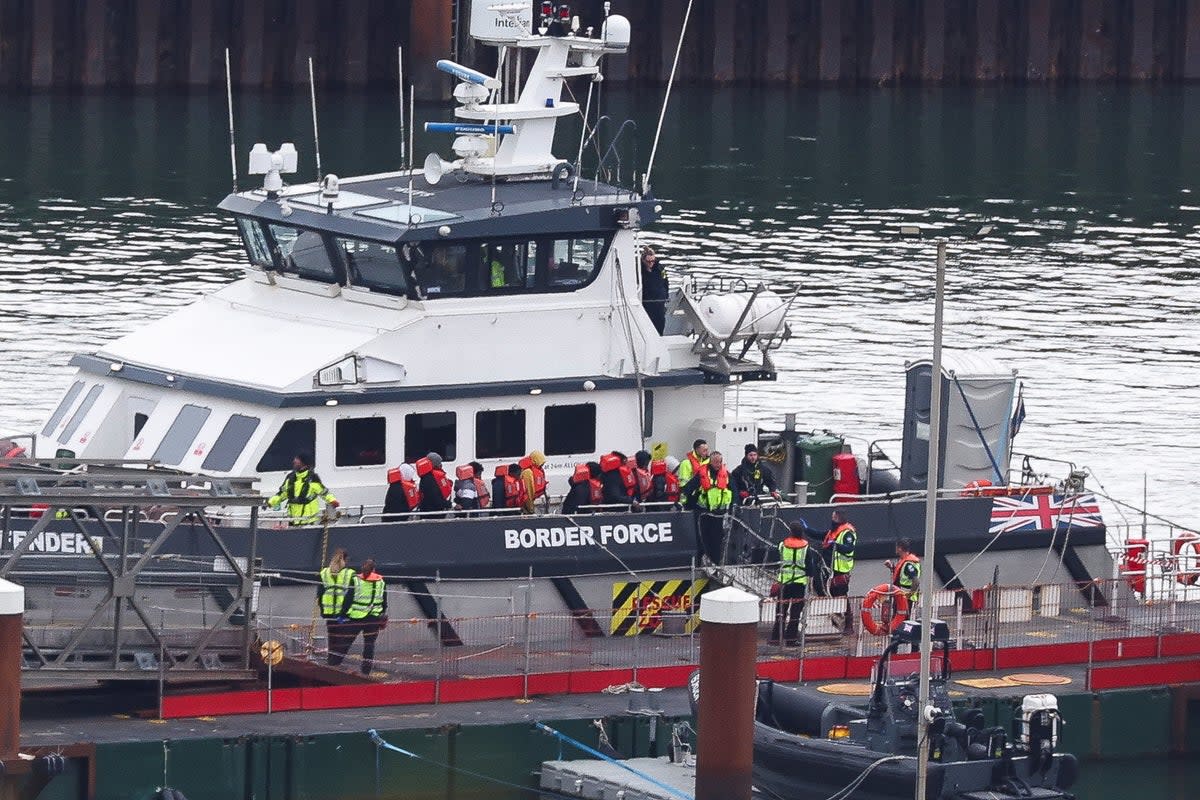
[988,493,1104,534]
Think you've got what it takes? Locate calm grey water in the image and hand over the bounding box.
[0,85,1198,542]
[0,80,1196,800]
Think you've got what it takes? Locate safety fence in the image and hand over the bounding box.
[245,576,1200,690]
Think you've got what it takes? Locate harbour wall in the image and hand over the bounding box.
[21,686,1200,800]
[4,1,1200,94]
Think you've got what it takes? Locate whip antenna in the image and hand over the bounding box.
[643,0,694,194]
[407,86,415,225]
[398,46,406,165]
[308,57,322,182]
[225,48,237,192]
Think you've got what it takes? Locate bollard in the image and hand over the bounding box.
[696,586,758,800]
[0,579,23,759]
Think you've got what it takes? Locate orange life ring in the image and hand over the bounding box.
[1173,532,1200,587]
[1122,538,1148,596]
[860,583,909,636]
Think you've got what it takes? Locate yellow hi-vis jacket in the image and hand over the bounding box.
[318,566,357,619]
[268,468,337,525]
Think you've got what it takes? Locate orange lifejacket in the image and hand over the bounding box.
[403,479,421,509]
[698,466,730,491]
[664,472,680,502]
[432,468,453,501]
[572,464,591,483]
[474,477,491,508]
[599,453,622,472]
[589,478,604,505]
[634,467,651,499]
[495,467,523,508]
[892,553,921,588]
[686,450,705,476]
[1,445,25,459]
[455,464,474,481]
[519,456,548,498]
[415,457,434,477]
[650,460,681,503]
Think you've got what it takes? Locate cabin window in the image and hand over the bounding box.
[335,417,387,467]
[202,414,261,472]
[154,404,212,465]
[42,381,84,438]
[544,403,596,456]
[133,413,149,438]
[334,237,408,296]
[410,244,467,296]
[404,412,456,462]
[475,410,526,459]
[549,237,605,287]
[266,224,340,284]
[236,218,273,267]
[481,241,538,290]
[58,384,104,444]
[256,419,316,472]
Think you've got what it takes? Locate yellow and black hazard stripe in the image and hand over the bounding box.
[610,578,707,636]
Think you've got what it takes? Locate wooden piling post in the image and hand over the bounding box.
[0,579,23,760]
[696,586,758,800]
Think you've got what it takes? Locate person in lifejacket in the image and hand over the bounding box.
[0,439,26,460]
[822,509,857,599]
[470,461,491,509]
[317,548,357,665]
[730,444,781,505]
[266,452,339,526]
[884,538,922,611]
[416,452,452,514]
[647,456,681,507]
[493,463,524,512]
[453,463,482,512]
[770,522,825,646]
[330,558,388,676]
[676,439,709,485]
[563,463,594,514]
[629,450,653,503]
[519,450,548,514]
[600,451,639,509]
[382,462,420,522]
[681,451,732,513]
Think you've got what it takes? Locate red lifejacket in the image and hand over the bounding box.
[503,474,523,508]
[588,478,604,505]
[698,466,730,491]
[455,464,474,481]
[651,460,681,502]
[432,468,453,501]
[618,465,637,495]
[599,453,622,472]
[415,457,434,477]
[893,553,921,589]
[634,467,652,499]
[402,479,421,509]
[474,478,491,508]
[520,456,548,498]
[686,450,705,476]
[572,464,591,483]
[1,445,25,459]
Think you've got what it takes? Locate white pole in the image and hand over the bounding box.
[398,46,406,165]
[225,48,237,192]
[407,86,415,224]
[308,57,322,182]
[915,238,947,800]
[643,0,695,195]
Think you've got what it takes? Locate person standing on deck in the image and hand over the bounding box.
[676,439,710,496]
[730,444,781,505]
[330,558,388,676]
[519,450,548,514]
[884,538,922,615]
[416,453,452,514]
[266,452,339,526]
[317,548,357,666]
[682,451,733,560]
[770,523,825,646]
[640,247,669,334]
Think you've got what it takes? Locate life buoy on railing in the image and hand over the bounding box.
[1173,532,1200,587]
[860,583,909,636]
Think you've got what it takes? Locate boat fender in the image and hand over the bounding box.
[860,583,908,636]
[550,161,575,190]
[1172,531,1200,586]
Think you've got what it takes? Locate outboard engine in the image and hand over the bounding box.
[1015,694,1062,771]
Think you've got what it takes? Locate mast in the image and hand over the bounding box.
[915,238,947,800]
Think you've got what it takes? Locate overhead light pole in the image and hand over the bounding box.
[914,237,947,800]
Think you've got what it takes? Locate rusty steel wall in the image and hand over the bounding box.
[1,0,1200,90]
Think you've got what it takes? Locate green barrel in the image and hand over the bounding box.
[797,433,843,504]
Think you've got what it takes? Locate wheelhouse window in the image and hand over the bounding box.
[335,237,408,296]
[407,235,609,298]
[153,404,212,465]
[266,223,340,284]
[42,380,84,438]
[236,218,273,267]
[549,237,604,287]
[335,417,386,467]
[256,419,316,472]
[475,410,525,459]
[544,403,596,456]
[404,412,456,462]
[202,414,261,472]
[410,243,467,296]
[58,384,103,444]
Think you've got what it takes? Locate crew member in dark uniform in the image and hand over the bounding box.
[640,247,669,334]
